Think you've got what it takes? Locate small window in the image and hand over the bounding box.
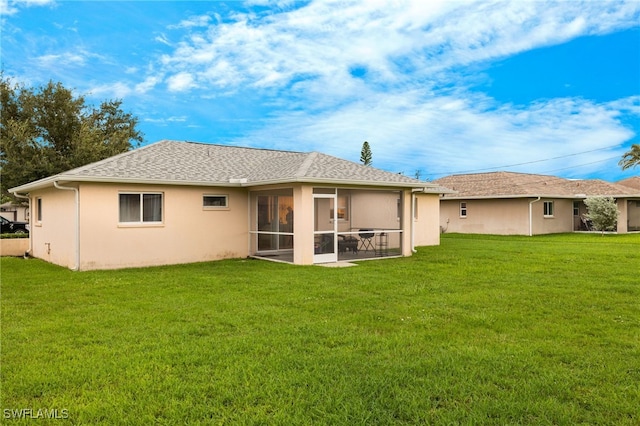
[119,193,163,223]
[460,202,467,218]
[337,195,349,220]
[573,201,580,216]
[203,195,228,209]
[36,197,43,223]
[544,201,554,217]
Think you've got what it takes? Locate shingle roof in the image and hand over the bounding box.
[618,176,640,190]
[434,171,640,199]
[12,140,443,192]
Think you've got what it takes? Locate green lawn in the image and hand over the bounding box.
[1,233,639,424]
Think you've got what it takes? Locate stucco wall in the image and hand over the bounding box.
[29,187,77,268]
[440,198,575,235]
[76,183,249,270]
[413,193,440,247]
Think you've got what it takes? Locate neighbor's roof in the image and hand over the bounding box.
[618,176,640,190]
[11,140,446,193]
[433,171,640,199]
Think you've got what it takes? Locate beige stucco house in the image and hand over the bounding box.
[10,140,447,270]
[434,172,640,236]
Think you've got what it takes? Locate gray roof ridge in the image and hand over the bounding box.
[64,140,169,176]
[176,139,307,155]
[295,152,319,178]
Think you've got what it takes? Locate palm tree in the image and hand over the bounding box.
[619,143,640,170]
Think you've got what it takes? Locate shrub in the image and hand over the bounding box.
[0,233,29,239]
[584,196,619,233]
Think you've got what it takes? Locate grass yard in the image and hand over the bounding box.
[1,233,639,424]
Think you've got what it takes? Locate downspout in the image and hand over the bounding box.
[11,192,32,257]
[529,197,541,237]
[54,181,80,271]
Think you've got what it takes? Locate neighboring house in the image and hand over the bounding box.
[10,140,448,270]
[433,171,640,236]
[0,201,29,223]
[619,176,640,191]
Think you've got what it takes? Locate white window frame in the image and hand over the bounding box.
[119,192,164,225]
[543,201,554,218]
[203,194,229,210]
[460,202,467,218]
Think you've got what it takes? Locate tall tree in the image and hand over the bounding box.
[1,77,143,201]
[360,141,372,166]
[619,143,640,170]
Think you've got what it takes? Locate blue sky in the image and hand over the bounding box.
[2,0,639,182]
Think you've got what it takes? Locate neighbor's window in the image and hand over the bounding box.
[203,195,228,209]
[119,193,163,223]
[36,197,43,223]
[460,202,467,218]
[543,201,554,217]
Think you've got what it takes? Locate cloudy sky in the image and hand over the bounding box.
[2,0,639,181]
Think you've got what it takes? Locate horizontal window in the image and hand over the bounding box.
[119,193,163,223]
[203,195,228,208]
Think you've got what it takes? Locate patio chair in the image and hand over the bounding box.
[358,229,375,252]
[338,235,359,254]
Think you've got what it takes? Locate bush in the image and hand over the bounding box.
[0,233,29,239]
[584,196,619,233]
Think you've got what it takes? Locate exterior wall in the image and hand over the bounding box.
[440,197,574,235]
[77,183,249,270]
[29,187,77,269]
[530,198,574,235]
[440,198,531,235]
[293,185,314,265]
[413,193,440,247]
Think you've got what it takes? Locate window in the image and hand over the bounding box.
[119,193,163,223]
[460,202,467,218]
[543,201,554,217]
[573,201,580,216]
[336,195,349,220]
[203,195,228,209]
[36,197,42,223]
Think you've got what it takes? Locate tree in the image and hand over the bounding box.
[619,143,640,170]
[1,77,143,202]
[584,196,619,234]
[360,141,372,166]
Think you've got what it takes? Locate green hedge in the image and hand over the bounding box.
[0,233,29,239]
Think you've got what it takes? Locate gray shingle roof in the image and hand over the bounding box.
[434,171,640,199]
[12,140,442,192]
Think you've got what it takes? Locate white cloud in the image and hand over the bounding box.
[89,81,132,99]
[230,89,635,178]
[153,0,640,95]
[144,0,638,178]
[135,75,162,94]
[168,14,212,30]
[1,0,54,15]
[166,72,195,92]
[35,51,86,67]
